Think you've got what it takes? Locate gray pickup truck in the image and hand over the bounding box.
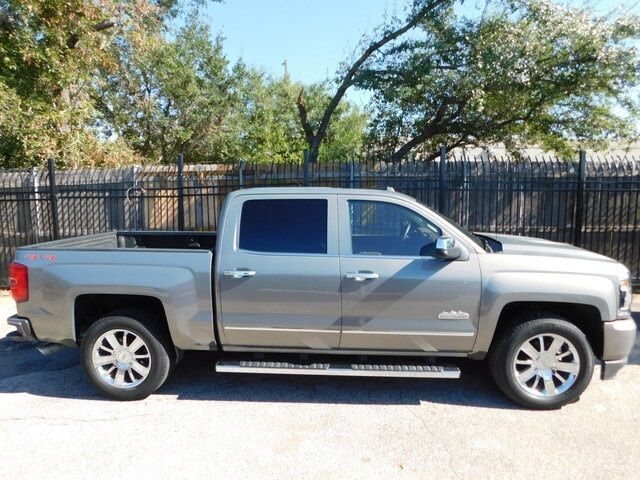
[7,187,637,409]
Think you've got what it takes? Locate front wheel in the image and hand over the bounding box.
[80,314,174,401]
[489,315,594,409]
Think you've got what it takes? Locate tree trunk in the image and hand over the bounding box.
[58,87,72,134]
[295,0,449,165]
[308,137,321,164]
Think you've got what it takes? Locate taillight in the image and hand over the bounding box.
[9,262,28,303]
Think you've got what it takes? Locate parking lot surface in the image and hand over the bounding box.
[0,292,638,479]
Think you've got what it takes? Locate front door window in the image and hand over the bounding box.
[348,200,441,257]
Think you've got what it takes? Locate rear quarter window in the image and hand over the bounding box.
[239,199,328,254]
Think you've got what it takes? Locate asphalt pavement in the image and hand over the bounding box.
[0,291,638,479]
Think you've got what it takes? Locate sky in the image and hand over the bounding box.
[205,0,402,86]
[202,0,640,104]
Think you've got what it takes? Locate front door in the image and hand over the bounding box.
[338,196,481,352]
[218,194,341,350]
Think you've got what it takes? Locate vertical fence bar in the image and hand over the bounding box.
[177,153,185,231]
[31,167,42,242]
[462,155,469,228]
[349,159,355,188]
[130,165,143,230]
[303,150,310,187]
[238,159,245,188]
[573,150,587,247]
[438,145,447,215]
[47,158,60,240]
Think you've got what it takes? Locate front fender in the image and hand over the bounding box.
[473,271,617,354]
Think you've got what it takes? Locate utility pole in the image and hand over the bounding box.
[282,59,288,77]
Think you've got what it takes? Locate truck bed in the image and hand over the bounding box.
[13,230,217,351]
[21,230,217,252]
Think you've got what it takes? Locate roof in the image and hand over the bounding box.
[230,186,417,201]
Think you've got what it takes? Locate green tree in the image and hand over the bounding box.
[242,74,367,163]
[296,0,452,164]
[96,17,248,164]
[96,16,367,165]
[360,0,640,161]
[0,0,207,167]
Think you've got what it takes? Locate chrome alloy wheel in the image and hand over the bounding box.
[92,329,151,389]
[512,333,580,398]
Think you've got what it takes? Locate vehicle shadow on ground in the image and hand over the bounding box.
[0,336,515,409]
[167,352,518,409]
[0,314,636,409]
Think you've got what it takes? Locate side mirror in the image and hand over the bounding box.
[434,235,462,260]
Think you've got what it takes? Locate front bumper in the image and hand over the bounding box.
[7,315,37,342]
[601,316,637,380]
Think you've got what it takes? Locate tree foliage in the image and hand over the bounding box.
[296,0,453,164]
[0,0,366,167]
[96,18,246,164]
[0,0,187,167]
[360,0,640,160]
[97,20,367,164]
[252,77,367,163]
[0,0,638,168]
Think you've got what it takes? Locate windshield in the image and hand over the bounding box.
[415,200,486,250]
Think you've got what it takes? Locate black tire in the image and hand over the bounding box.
[81,313,174,401]
[488,314,594,410]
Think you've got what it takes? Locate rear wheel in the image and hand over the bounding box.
[81,314,174,401]
[489,314,594,409]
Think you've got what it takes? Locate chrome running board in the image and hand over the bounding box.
[216,360,461,379]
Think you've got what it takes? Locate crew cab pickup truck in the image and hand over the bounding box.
[7,187,637,409]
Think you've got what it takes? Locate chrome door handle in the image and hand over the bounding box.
[345,271,379,281]
[224,269,257,279]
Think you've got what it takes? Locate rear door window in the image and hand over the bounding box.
[239,199,328,254]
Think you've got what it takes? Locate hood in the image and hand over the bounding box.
[478,233,617,263]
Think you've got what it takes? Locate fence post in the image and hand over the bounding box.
[438,145,447,215]
[349,159,355,188]
[130,165,145,230]
[31,167,43,242]
[303,149,310,187]
[47,158,60,240]
[461,153,469,228]
[573,149,587,247]
[177,153,185,231]
[238,159,245,188]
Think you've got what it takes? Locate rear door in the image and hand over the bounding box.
[217,193,341,350]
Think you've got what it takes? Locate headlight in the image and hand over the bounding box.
[619,277,633,314]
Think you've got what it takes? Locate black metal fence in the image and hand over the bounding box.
[0,151,639,286]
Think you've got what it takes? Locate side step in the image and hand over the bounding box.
[216,360,460,379]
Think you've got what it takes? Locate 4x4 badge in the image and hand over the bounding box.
[438,311,470,320]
